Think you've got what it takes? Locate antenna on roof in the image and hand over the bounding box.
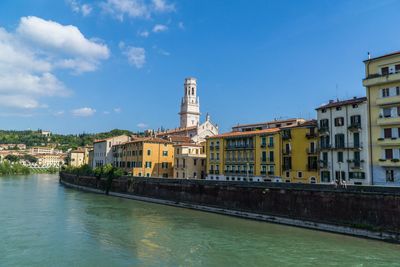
[368,52,371,60]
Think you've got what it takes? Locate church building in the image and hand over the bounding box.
[157,77,219,143]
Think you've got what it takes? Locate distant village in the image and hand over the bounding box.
[2,51,400,186]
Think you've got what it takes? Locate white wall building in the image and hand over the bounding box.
[316,97,371,185]
[92,135,131,168]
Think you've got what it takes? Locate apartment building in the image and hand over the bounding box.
[316,97,370,185]
[280,120,319,184]
[206,128,282,182]
[92,135,131,168]
[112,137,174,177]
[68,147,91,167]
[174,143,206,179]
[363,52,400,185]
[231,118,305,132]
[36,154,65,167]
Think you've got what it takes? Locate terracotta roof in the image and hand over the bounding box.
[209,128,280,139]
[316,97,367,110]
[280,119,317,129]
[167,135,192,143]
[156,126,197,136]
[232,118,305,129]
[114,137,172,146]
[93,135,129,144]
[174,142,202,147]
[364,51,400,63]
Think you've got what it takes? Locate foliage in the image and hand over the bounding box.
[0,129,140,152]
[0,161,30,175]
[5,154,20,162]
[22,154,38,163]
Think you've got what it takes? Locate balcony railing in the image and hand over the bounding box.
[306,148,318,154]
[209,170,214,174]
[268,143,274,148]
[282,149,291,155]
[306,132,318,139]
[349,160,364,169]
[348,123,362,131]
[226,144,254,150]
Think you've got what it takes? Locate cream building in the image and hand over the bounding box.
[68,147,91,167]
[363,52,400,186]
[174,143,206,179]
[37,154,65,167]
[92,135,131,168]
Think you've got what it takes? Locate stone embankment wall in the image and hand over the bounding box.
[59,172,400,242]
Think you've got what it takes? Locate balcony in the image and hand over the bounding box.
[282,149,291,155]
[307,164,318,171]
[226,144,254,150]
[377,116,400,126]
[320,161,330,169]
[377,137,399,146]
[208,170,214,174]
[319,144,331,151]
[346,142,363,150]
[209,146,214,150]
[378,158,400,167]
[348,123,362,132]
[282,134,291,141]
[318,126,329,135]
[260,143,267,148]
[306,132,318,139]
[363,71,400,87]
[349,160,364,170]
[376,95,400,106]
[306,148,318,155]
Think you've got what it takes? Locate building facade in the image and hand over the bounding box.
[363,52,400,185]
[280,120,319,184]
[68,147,91,167]
[206,128,282,182]
[316,97,371,185]
[174,143,206,179]
[112,137,174,178]
[92,135,131,168]
[232,118,305,132]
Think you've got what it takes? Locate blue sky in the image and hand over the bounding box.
[0,0,399,134]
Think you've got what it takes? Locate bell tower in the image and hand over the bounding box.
[179,77,200,128]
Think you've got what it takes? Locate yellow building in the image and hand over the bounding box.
[112,137,174,178]
[206,128,282,182]
[363,52,400,185]
[68,146,91,167]
[280,120,319,184]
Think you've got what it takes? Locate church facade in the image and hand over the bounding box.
[157,77,219,143]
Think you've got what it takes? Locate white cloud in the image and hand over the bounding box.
[152,0,175,12]
[120,43,146,68]
[54,110,65,116]
[178,21,184,30]
[71,107,96,117]
[101,0,174,21]
[137,122,148,129]
[114,107,122,113]
[67,0,92,16]
[138,30,149,37]
[0,16,109,112]
[152,24,168,33]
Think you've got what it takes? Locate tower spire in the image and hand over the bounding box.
[179,77,200,128]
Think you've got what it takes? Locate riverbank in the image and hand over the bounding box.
[0,161,58,176]
[59,172,400,243]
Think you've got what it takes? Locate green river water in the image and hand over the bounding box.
[0,174,399,266]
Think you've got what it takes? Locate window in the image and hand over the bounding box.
[385,149,393,160]
[386,170,394,182]
[334,117,344,126]
[216,153,220,160]
[350,115,361,125]
[337,152,343,163]
[201,159,205,166]
[349,172,365,179]
[269,136,274,146]
[384,128,392,138]
[176,148,180,155]
[285,171,290,178]
[193,159,197,166]
[382,88,390,97]
[146,173,150,177]
[321,108,327,113]
[352,104,358,108]
[381,66,389,75]
[335,134,345,148]
[336,106,342,111]
[269,151,274,162]
[335,171,346,181]
[261,151,267,162]
[162,151,168,156]
[383,108,392,118]
[145,161,152,168]
[320,119,329,128]
[297,172,303,178]
[162,162,168,169]
[261,137,266,146]
[396,64,400,73]
[397,87,400,96]
[321,171,330,182]
[147,150,151,156]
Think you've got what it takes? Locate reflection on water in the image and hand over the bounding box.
[0,174,399,266]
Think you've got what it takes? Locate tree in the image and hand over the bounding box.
[22,154,38,163]
[5,154,19,162]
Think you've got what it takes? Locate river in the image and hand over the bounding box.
[0,174,399,266]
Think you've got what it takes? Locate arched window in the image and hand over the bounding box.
[192,87,194,95]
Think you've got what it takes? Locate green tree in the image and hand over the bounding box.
[5,154,20,162]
